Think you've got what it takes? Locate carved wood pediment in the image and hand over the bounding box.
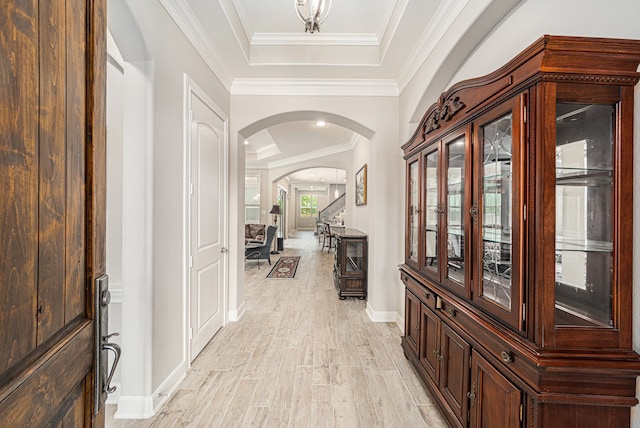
[424,95,466,136]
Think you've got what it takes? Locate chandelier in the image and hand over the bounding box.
[295,0,332,33]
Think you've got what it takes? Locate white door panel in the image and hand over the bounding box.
[189,92,226,361]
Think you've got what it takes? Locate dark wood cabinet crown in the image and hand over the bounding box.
[400,35,640,428]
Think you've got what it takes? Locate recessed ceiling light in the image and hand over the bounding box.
[315,120,326,127]
[244,140,249,145]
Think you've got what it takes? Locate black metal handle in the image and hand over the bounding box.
[102,342,121,394]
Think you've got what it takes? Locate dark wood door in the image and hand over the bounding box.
[419,303,440,382]
[0,0,106,425]
[405,290,421,355]
[439,323,470,424]
[470,350,521,428]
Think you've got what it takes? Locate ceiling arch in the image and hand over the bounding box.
[238,110,375,141]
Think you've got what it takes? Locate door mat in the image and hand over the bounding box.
[267,256,300,279]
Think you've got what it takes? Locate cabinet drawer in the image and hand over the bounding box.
[401,273,436,310]
[434,295,534,387]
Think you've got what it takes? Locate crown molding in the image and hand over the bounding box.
[159,0,233,90]
[251,33,379,46]
[231,78,398,96]
[396,0,468,92]
[379,0,410,61]
[267,135,360,169]
[256,143,281,160]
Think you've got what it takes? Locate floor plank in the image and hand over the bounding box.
[106,231,446,427]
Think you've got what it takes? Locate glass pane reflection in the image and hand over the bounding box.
[446,137,465,286]
[408,161,419,263]
[425,150,439,275]
[481,114,512,309]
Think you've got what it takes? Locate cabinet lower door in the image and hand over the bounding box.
[470,350,521,428]
[419,303,440,382]
[405,291,421,355]
[440,323,470,423]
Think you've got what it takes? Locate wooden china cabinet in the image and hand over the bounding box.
[400,35,640,428]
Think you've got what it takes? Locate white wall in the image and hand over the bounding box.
[106,31,125,395]
[399,0,640,424]
[107,0,230,418]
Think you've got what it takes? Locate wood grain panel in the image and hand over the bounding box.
[65,0,87,323]
[37,0,67,346]
[87,0,107,422]
[0,0,39,374]
[0,322,93,426]
[60,382,84,427]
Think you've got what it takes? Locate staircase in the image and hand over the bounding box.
[319,193,345,224]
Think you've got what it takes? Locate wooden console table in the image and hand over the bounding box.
[333,229,367,300]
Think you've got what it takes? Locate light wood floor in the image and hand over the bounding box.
[106,231,447,427]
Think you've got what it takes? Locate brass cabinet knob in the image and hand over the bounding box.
[501,350,514,363]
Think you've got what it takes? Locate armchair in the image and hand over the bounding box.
[245,226,277,267]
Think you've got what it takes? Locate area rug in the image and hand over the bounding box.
[267,256,300,279]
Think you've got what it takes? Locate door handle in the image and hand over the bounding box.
[102,342,121,393]
[94,275,121,414]
[221,247,229,253]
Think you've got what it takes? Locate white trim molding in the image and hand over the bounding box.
[159,0,232,89]
[366,303,400,324]
[231,78,399,97]
[113,396,154,420]
[228,300,246,322]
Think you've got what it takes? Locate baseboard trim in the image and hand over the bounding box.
[113,395,154,419]
[366,303,399,323]
[152,360,188,413]
[113,361,187,419]
[229,300,246,321]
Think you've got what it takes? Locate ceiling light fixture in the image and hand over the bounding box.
[315,120,326,127]
[295,0,331,34]
[244,140,249,145]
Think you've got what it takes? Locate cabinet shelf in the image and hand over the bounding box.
[556,237,612,253]
[447,224,464,237]
[448,181,463,192]
[482,228,512,244]
[556,168,612,186]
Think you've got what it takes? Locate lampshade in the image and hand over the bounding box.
[270,205,282,215]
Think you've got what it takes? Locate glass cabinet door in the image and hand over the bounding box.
[554,103,614,329]
[424,148,440,277]
[445,135,466,289]
[473,96,524,329]
[407,158,420,266]
[345,241,364,273]
[479,112,513,310]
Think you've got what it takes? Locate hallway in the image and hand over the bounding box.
[107,231,447,427]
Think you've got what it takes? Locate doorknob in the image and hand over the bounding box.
[221,247,229,253]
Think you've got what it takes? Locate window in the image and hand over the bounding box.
[245,175,260,223]
[300,194,318,217]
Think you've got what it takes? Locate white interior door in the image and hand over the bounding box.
[189,92,227,361]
